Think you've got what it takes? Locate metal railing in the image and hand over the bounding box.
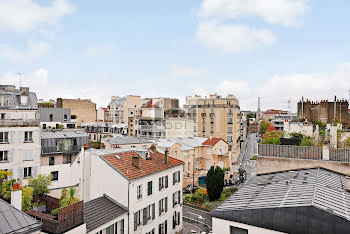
[330,148,350,162]
[42,145,80,154]
[258,144,322,160]
[0,119,40,127]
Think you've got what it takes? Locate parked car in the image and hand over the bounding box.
[183,184,200,194]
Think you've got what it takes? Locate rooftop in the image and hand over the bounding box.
[202,138,226,146]
[0,85,38,110]
[101,150,183,180]
[108,136,153,145]
[84,194,128,232]
[41,130,89,139]
[212,167,350,233]
[157,137,208,151]
[0,198,42,233]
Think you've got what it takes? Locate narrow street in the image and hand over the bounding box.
[240,133,258,182]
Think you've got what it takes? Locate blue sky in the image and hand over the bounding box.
[1,0,350,111]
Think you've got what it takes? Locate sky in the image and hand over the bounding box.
[1,0,350,112]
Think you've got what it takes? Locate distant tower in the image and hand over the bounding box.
[288,99,291,119]
[257,97,261,121]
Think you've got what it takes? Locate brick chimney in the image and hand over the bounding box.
[165,148,169,165]
[132,156,140,169]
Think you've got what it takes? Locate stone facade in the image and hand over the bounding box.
[57,98,96,126]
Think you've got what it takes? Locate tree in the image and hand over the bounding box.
[0,170,12,184]
[344,137,350,148]
[259,121,272,134]
[59,188,68,207]
[22,187,34,211]
[60,187,80,207]
[315,120,326,127]
[29,174,52,197]
[300,137,313,146]
[0,179,15,200]
[206,166,224,201]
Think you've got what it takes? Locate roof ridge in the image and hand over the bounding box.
[103,194,128,211]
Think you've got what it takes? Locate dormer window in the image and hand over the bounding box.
[0,95,13,107]
[20,95,28,105]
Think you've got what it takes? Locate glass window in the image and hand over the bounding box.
[147,181,153,196]
[24,167,32,178]
[137,185,142,199]
[0,132,9,143]
[0,151,8,162]
[230,226,248,234]
[24,131,33,142]
[51,171,58,181]
[106,223,114,234]
[49,157,55,166]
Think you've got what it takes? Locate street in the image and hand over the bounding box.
[239,133,258,182]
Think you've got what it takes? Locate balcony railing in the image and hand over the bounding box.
[0,119,40,127]
[42,145,81,154]
[258,144,322,160]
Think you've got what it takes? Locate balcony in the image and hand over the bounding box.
[0,119,39,127]
[136,125,164,131]
[42,145,81,155]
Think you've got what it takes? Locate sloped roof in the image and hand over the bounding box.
[0,198,42,233]
[109,136,153,145]
[157,137,208,151]
[202,138,226,146]
[84,194,128,232]
[41,130,88,139]
[102,150,183,180]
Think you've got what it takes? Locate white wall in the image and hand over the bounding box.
[212,217,286,234]
[165,118,194,138]
[283,122,313,137]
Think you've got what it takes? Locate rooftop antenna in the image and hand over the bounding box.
[288,99,291,119]
[18,72,22,87]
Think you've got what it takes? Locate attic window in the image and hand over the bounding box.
[20,95,28,105]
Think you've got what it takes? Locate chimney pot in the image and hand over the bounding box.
[165,148,169,165]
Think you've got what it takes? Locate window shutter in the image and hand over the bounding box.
[173,172,175,185]
[27,150,33,160]
[178,191,181,204]
[32,131,37,143]
[18,168,23,179]
[165,176,168,188]
[152,203,155,220]
[165,220,168,234]
[173,193,175,207]
[19,131,24,143]
[178,171,181,183]
[9,150,13,162]
[9,131,14,143]
[143,208,147,225]
[159,178,161,191]
[158,224,161,234]
[8,169,13,180]
[178,212,180,225]
[134,212,137,231]
[165,197,168,212]
[33,167,38,177]
[159,200,161,216]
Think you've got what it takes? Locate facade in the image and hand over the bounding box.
[40,130,89,196]
[82,122,128,142]
[39,107,77,129]
[102,136,154,149]
[107,96,142,124]
[184,94,241,155]
[211,167,350,234]
[56,98,96,126]
[263,109,288,121]
[97,107,108,122]
[0,85,41,182]
[69,148,184,234]
[298,98,350,125]
[164,118,195,138]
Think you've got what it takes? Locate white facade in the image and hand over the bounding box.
[212,217,286,234]
[87,214,128,234]
[283,121,313,137]
[165,118,194,138]
[0,110,41,183]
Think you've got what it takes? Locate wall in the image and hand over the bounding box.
[212,217,286,234]
[87,214,128,234]
[165,118,194,138]
[256,156,350,175]
[57,98,96,126]
[283,122,313,137]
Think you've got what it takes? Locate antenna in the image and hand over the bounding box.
[18,72,22,87]
[288,99,291,119]
[257,97,261,121]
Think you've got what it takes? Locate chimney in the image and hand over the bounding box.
[165,148,169,165]
[11,185,22,211]
[20,87,29,92]
[346,176,350,192]
[5,85,15,91]
[132,156,140,169]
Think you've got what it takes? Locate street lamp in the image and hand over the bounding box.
[192,153,195,194]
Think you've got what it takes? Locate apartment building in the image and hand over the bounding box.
[69,148,184,234]
[82,122,128,142]
[56,98,96,126]
[97,107,108,122]
[184,94,241,154]
[40,129,89,197]
[39,107,77,129]
[107,95,142,124]
[0,85,41,182]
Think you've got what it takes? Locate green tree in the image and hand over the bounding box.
[22,187,34,211]
[300,137,313,146]
[60,187,80,207]
[206,166,224,201]
[315,120,326,127]
[59,188,68,207]
[0,170,12,184]
[344,137,350,148]
[29,174,52,197]
[259,121,272,134]
[0,179,15,200]
[289,132,304,142]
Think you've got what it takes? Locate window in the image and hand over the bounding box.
[64,114,67,121]
[227,101,231,106]
[51,171,58,181]
[218,147,224,155]
[24,131,33,142]
[116,219,124,234]
[143,203,155,225]
[146,229,155,234]
[65,155,72,164]
[173,151,177,158]
[137,185,142,199]
[173,171,180,185]
[184,151,189,158]
[210,127,214,134]
[228,118,233,124]
[50,114,53,121]
[20,95,28,105]
[0,132,9,143]
[106,223,114,234]
[159,197,168,215]
[134,210,142,231]
[96,231,102,234]
[187,162,191,174]
[0,95,13,107]
[230,226,248,234]
[227,136,233,143]
[210,118,214,124]
[0,151,8,162]
[227,127,232,133]
[228,109,233,116]
[43,124,46,129]
[159,175,168,191]
[49,157,55,166]
[24,167,32,178]
[147,181,153,196]
[173,211,181,229]
[202,118,205,124]
[0,113,5,119]
[158,220,167,234]
[172,191,181,207]
[202,126,205,133]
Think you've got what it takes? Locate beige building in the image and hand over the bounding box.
[107,95,142,124]
[184,94,241,155]
[56,98,96,126]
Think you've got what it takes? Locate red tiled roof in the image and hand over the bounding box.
[202,138,226,146]
[103,151,183,180]
[102,108,108,111]
[264,109,288,115]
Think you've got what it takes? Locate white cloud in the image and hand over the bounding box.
[86,44,115,58]
[215,80,252,98]
[0,0,74,33]
[169,64,207,77]
[198,0,308,27]
[0,41,51,62]
[196,21,275,53]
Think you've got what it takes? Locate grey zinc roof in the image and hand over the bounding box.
[108,136,153,145]
[41,130,89,139]
[0,86,38,110]
[0,198,42,234]
[157,137,208,151]
[84,194,128,232]
[213,168,350,221]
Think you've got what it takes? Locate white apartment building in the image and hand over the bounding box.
[69,148,184,234]
[0,85,41,182]
[107,96,142,124]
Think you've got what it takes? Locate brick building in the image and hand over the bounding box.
[57,98,96,126]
